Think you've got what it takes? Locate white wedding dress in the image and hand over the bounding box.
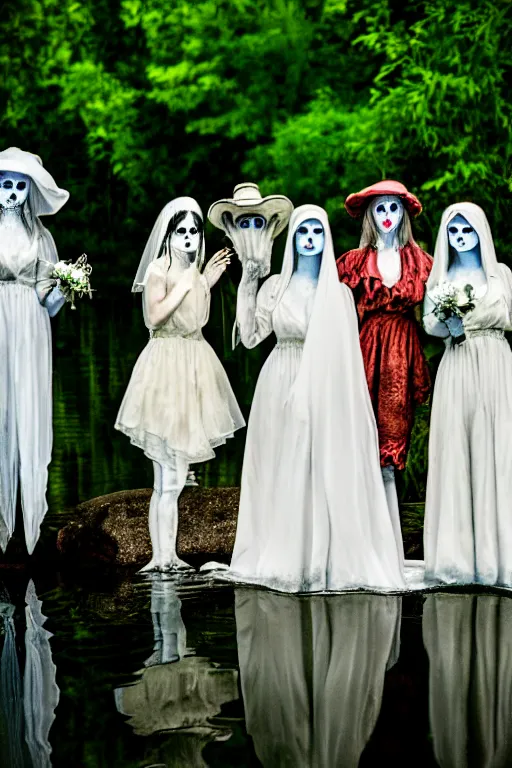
[423,203,512,587]
[115,257,245,465]
[0,147,69,555]
[223,204,405,593]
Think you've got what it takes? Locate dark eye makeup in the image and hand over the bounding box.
[390,203,398,212]
[297,226,308,234]
[462,226,474,234]
[376,204,386,213]
[313,228,323,234]
[448,226,458,234]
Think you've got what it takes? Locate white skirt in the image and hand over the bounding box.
[115,335,245,464]
[424,331,512,586]
[0,282,52,554]
[228,341,405,593]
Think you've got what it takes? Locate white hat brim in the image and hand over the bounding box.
[208,195,293,237]
[0,147,69,216]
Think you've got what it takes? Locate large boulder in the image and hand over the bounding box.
[56,489,424,568]
[56,487,240,567]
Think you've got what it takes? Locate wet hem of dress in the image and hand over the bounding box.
[210,569,407,595]
[114,422,242,465]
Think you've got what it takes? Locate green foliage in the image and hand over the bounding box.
[1,0,511,500]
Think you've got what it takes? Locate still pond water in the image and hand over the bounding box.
[4,570,512,768]
[2,292,510,767]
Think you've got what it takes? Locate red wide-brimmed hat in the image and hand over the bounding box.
[344,180,422,218]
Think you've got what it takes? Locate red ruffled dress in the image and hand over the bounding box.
[337,243,432,470]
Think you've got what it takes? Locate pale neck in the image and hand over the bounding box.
[376,230,399,250]
[449,246,482,272]
[168,247,197,273]
[294,252,321,280]
[0,207,26,230]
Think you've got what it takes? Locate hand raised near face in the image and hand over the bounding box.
[203,248,231,289]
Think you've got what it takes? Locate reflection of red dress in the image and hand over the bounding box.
[337,243,432,470]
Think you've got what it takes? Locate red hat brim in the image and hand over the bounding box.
[344,180,422,218]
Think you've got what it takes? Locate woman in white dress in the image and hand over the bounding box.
[0,147,69,555]
[115,197,245,572]
[423,202,512,586]
[222,204,405,592]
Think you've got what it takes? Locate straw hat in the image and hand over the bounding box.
[208,182,293,236]
[345,180,422,219]
[0,146,69,216]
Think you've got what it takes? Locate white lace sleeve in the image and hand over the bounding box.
[236,275,278,349]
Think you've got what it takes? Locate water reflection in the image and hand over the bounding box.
[423,593,512,768]
[235,589,401,767]
[0,581,59,768]
[114,576,239,767]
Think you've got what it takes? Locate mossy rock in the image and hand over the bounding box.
[57,487,240,567]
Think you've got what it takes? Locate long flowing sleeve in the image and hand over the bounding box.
[423,294,450,338]
[236,275,278,349]
[463,265,512,333]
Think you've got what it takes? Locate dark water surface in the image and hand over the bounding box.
[2,571,512,767]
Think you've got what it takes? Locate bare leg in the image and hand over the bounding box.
[185,469,198,487]
[158,455,193,572]
[138,462,162,573]
[381,465,404,559]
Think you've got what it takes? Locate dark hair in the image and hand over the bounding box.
[158,209,203,260]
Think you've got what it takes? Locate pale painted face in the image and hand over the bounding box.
[371,195,404,236]
[295,218,324,257]
[447,214,479,252]
[0,171,30,209]
[236,214,266,231]
[170,211,201,255]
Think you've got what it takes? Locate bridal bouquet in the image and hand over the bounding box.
[53,254,93,310]
[430,282,476,321]
[430,281,475,344]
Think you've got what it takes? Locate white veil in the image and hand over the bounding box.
[427,202,500,292]
[132,196,206,292]
[276,205,405,581]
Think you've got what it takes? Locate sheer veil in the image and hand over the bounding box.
[132,197,206,292]
[278,205,405,581]
[427,202,500,293]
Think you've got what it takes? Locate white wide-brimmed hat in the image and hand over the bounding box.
[208,182,293,237]
[0,146,69,216]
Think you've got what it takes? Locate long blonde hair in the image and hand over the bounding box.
[359,203,413,248]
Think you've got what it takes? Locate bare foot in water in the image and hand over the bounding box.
[138,558,160,574]
[159,557,195,573]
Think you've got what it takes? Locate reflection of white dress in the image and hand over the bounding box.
[115,258,245,465]
[0,229,59,554]
[424,266,512,585]
[235,589,401,767]
[423,593,512,768]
